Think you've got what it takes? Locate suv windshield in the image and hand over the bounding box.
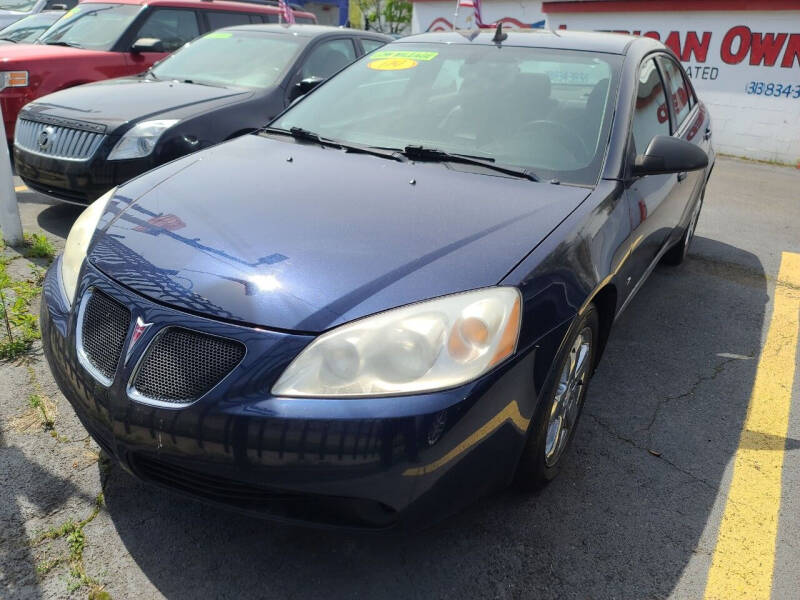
[0,12,62,43]
[274,43,621,185]
[151,30,304,89]
[38,3,140,51]
[0,0,37,12]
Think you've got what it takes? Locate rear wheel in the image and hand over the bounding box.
[514,305,599,491]
[663,190,704,266]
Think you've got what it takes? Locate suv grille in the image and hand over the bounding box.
[80,291,130,382]
[131,328,245,404]
[15,119,105,160]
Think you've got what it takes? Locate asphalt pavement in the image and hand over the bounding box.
[1,155,799,599]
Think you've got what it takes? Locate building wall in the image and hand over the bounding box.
[412,0,544,34]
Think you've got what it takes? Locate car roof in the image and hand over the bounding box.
[77,0,313,16]
[222,24,393,39]
[393,29,647,55]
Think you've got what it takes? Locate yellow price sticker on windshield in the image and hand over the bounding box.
[64,7,79,17]
[206,32,232,39]
[368,58,419,71]
[370,50,438,61]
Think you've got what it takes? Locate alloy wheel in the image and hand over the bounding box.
[544,327,593,467]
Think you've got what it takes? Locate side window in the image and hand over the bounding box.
[133,9,199,52]
[656,56,691,129]
[206,11,252,30]
[361,38,386,54]
[300,39,357,80]
[631,57,670,154]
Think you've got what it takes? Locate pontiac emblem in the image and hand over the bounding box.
[126,316,153,361]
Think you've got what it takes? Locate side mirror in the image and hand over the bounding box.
[49,3,68,9]
[131,37,165,54]
[290,76,325,101]
[633,135,708,177]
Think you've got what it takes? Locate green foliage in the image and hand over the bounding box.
[358,0,410,33]
[0,254,43,360]
[23,232,55,260]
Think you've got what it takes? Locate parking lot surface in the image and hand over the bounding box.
[2,155,799,599]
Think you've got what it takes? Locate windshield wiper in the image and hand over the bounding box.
[44,40,82,48]
[400,145,539,181]
[262,127,404,161]
[0,38,17,43]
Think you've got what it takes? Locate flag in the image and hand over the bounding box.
[278,0,295,24]
[458,0,484,27]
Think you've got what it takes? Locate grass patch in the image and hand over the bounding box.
[36,493,110,598]
[0,256,43,360]
[23,232,55,260]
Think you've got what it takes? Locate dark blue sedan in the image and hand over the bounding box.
[41,27,714,529]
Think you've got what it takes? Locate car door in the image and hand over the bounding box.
[124,7,201,74]
[284,37,358,106]
[655,54,709,230]
[624,55,682,284]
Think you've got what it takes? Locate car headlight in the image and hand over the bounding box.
[107,119,178,160]
[60,187,116,305]
[272,287,522,398]
[0,70,28,90]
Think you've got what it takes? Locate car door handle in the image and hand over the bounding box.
[704,127,712,140]
[677,171,688,182]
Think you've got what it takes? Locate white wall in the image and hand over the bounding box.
[540,9,800,164]
[412,1,544,34]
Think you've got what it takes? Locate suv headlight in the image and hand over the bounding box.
[272,287,521,398]
[0,71,28,90]
[108,119,178,160]
[60,187,116,305]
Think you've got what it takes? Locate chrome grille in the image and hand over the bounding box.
[131,328,245,405]
[15,118,106,160]
[79,291,130,383]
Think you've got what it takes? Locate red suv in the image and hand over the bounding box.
[0,0,315,142]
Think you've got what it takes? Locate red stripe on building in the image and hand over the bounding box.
[541,0,800,12]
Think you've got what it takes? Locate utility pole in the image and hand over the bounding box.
[0,104,22,246]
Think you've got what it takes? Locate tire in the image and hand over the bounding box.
[514,305,599,491]
[663,189,704,266]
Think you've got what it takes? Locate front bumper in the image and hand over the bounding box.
[41,260,549,529]
[15,142,155,205]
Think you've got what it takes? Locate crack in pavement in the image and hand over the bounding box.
[586,412,719,493]
[637,356,747,444]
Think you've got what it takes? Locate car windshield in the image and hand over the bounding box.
[0,12,62,43]
[150,30,305,89]
[38,3,141,51]
[274,42,621,186]
[0,0,37,12]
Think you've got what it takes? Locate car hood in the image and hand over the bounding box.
[22,79,251,131]
[89,134,590,333]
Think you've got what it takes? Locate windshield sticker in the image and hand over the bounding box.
[368,58,419,71]
[64,7,79,17]
[206,32,233,39]
[369,50,438,61]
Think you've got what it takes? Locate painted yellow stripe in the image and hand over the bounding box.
[704,251,800,600]
[14,185,27,192]
[403,400,529,477]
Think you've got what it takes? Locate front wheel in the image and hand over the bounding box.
[514,305,599,491]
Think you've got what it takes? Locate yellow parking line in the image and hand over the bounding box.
[14,185,27,192]
[704,251,800,600]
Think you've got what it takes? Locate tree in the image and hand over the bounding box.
[358,0,411,34]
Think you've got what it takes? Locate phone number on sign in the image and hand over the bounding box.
[745,81,800,98]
